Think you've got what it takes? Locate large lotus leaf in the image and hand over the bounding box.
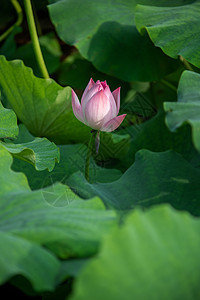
[123,110,200,169]
[97,131,130,162]
[67,150,200,215]
[0,100,18,139]
[1,137,60,171]
[48,0,179,82]
[0,231,60,292]
[135,0,200,68]
[0,55,90,144]
[0,145,116,259]
[57,51,130,98]
[164,71,200,152]
[71,205,200,300]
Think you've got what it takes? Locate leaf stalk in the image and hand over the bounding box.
[24,0,49,79]
[0,0,23,43]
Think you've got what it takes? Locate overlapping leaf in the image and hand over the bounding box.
[0,100,18,139]
[164,71,200,152]
[0,55,90,144]
[135,0,200,67]
[0,106,59,171]
[0,232,60,292]
[123,110,199,168]
[1,137,60,171]
[0,145,116,264]
[71,205,200,300]
[48,0,178,81]
[67,150,200,215]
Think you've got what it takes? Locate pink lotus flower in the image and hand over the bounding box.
[72,78,126,132]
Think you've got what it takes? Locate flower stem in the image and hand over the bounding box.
[0,0,23,43]
[95,131,100,153]
[23,0,49,79]
[85,130,97,182]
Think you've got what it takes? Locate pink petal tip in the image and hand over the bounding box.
[112,87,121,114]
[101,114,127,132]
[71,89,84,123]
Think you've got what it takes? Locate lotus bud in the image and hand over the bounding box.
[72,78,126,132]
